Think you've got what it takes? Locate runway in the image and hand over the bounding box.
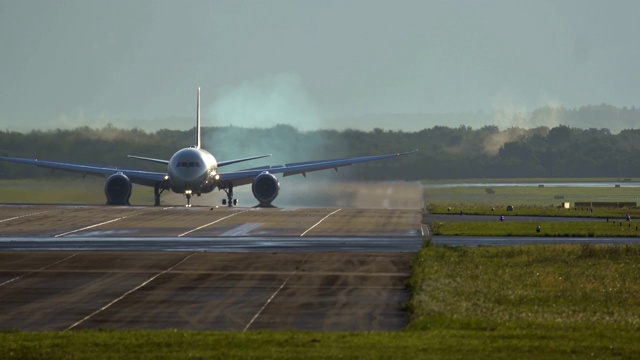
[0,237,423,252]
[0,251,411,331]
[0,204,422,332]
[0,204,422,239]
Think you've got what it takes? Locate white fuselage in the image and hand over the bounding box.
[167,147,218,194]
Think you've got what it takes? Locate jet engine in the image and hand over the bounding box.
[251,172,280,206]
[104,172,132,205]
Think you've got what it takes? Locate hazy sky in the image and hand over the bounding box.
[1,0,639,131]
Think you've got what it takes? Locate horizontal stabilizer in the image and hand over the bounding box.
[218,154,272,167]
[127,155,170,165]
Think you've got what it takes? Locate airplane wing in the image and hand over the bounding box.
[216,149,418,187]
[0,157,168,188]
[0,149,417,190]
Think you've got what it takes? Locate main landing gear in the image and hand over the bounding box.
[221,185,238,207]
[153,185,166,206]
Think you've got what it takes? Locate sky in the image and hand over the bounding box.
[1,0,639,132]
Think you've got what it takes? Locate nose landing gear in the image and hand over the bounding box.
[185,190,192,207]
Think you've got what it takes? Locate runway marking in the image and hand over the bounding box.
[54,217,130,238]
[53,208,160,238]
[300,208,342,237]
[220,223,263,236]
[0,252,78,288]
[0,209,57,224]
[177,210,247,237]
[65,252,197,331]
[243,254,311,332]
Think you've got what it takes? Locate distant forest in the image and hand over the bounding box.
[2,120,640,181]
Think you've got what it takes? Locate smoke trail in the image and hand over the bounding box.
[210,72,321,131]
[203,73,348,207]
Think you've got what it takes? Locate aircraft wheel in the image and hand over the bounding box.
[232,199,238,206]
[222,199,227,206]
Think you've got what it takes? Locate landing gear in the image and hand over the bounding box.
[222,198,238,206]
[222,185,237,207]
[153,185,165,206]
[185,190,192,207]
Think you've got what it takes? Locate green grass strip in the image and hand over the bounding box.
[432,220,640,237]
[405,244,640,358]
[1,326,639,360]
[427,203,640,218]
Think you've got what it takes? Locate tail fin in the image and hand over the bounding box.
[196,87,202,149]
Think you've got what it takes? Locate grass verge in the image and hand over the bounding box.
[406,244,640,358]
[432,220,640,237]
[427,203,640,218]
[424,182,640,210]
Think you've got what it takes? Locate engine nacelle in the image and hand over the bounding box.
[104,172,132,205]
[251,172,280,206]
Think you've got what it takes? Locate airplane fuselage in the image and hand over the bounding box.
[167,147,218,195]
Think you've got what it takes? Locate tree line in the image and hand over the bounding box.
[2,123,640,180]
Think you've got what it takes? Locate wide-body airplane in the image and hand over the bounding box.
[0,89,417,207]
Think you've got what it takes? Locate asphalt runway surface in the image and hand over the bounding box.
[0,204,422,332]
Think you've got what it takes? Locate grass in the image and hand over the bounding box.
[2,326,638,359]
[424,181,640,208]
[432,220,640,237]
[427,203,640,218]
[407,245,640,355]
[2,245,640,359]
[422,177,635,184]
[0,178,154,205]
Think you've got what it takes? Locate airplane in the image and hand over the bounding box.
[0,88,417,207]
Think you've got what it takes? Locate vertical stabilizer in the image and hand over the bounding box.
[196,87,201,149]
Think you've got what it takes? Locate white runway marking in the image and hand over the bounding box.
[220,223,263,236]
[243,254,310,332]
[300,208,342,237]
[0,253,78,288]
[55,217,129,238]
[0,210,56,224]
[177,211,247,237]
[53,208,159,238]
[65,252,197,331]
